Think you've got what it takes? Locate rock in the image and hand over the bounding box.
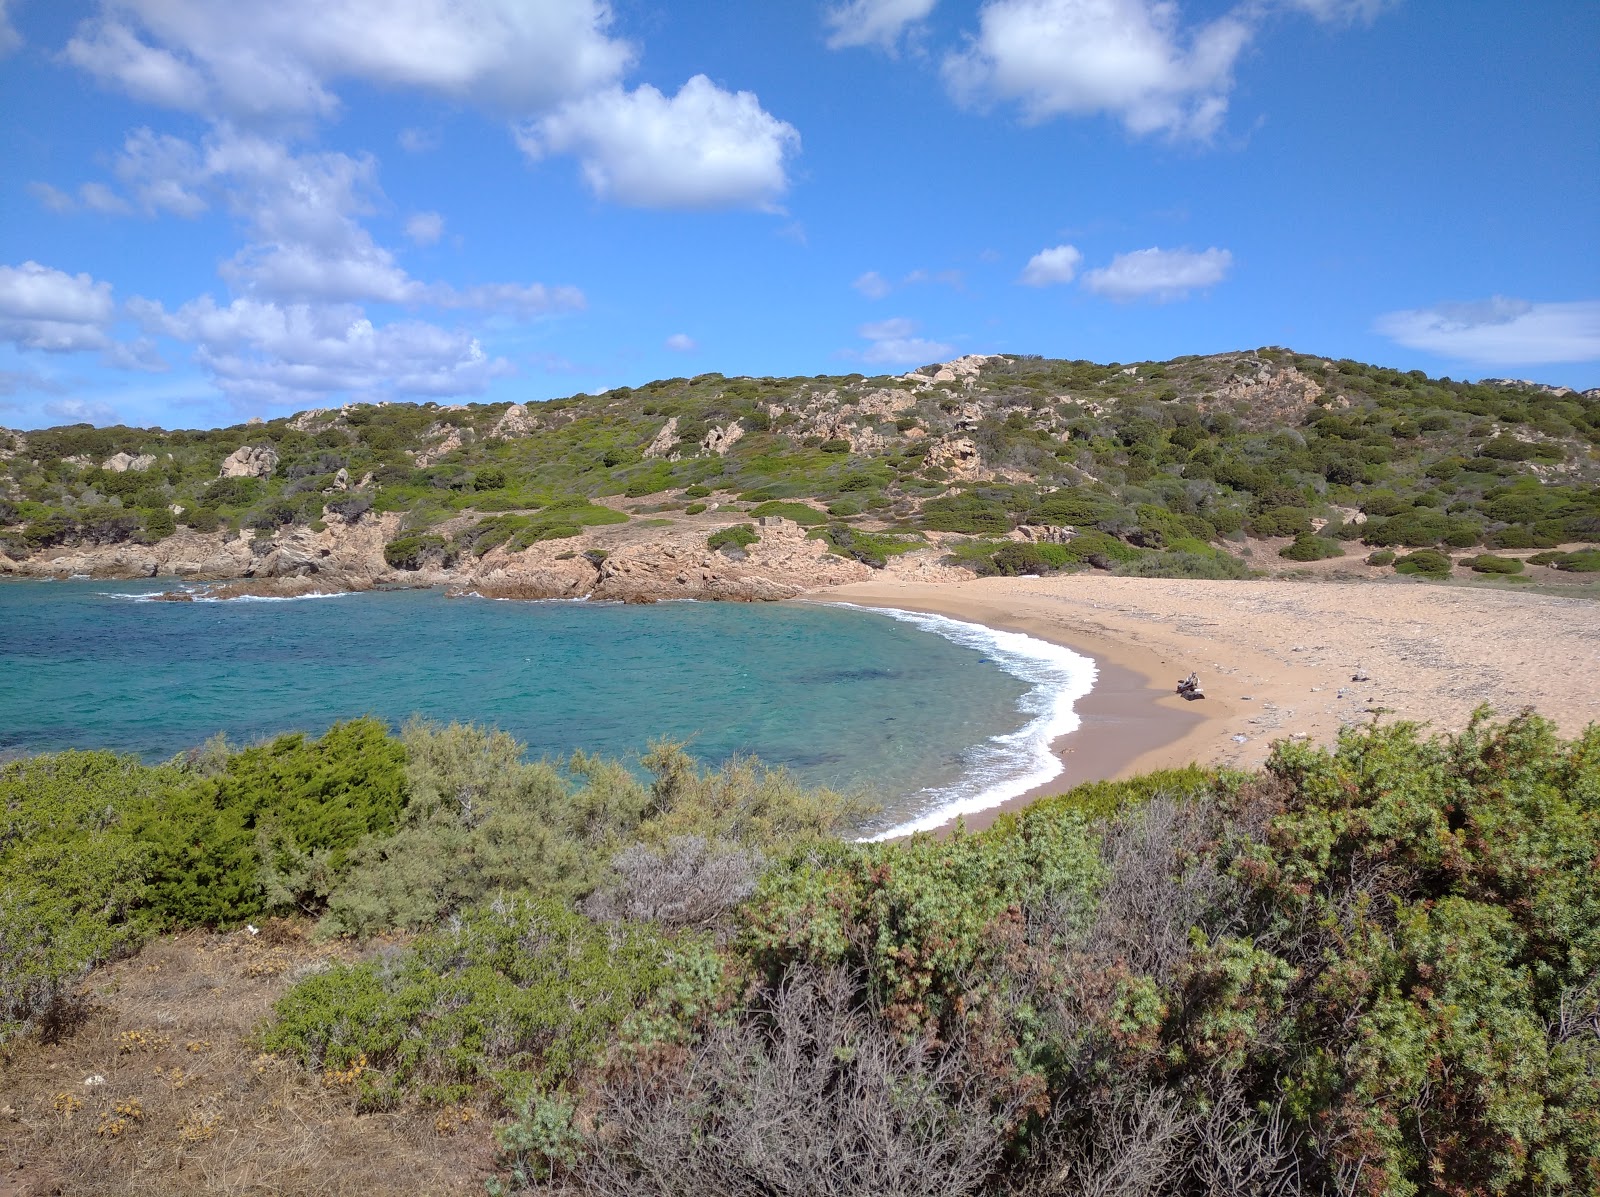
[700,421,745,456]
[1014,524,1075,545]
[102,451,156,473]
[332,467,349,490]
[490,403,536,439]
[414,425,464,467]
[219,444,279,478]
[643,417,680,460]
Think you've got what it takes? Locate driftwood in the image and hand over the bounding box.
[1177,672,1205,701]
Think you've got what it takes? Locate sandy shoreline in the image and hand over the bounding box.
[803,575,1600,834]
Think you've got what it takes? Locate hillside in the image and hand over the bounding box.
[3,348,1598,597]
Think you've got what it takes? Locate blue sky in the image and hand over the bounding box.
[0,0,1595,430]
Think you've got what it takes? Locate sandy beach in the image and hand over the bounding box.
[805,576,1600,832]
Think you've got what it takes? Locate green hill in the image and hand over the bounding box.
[3,348,1597,580]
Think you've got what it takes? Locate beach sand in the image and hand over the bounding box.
[804,576,1600,833]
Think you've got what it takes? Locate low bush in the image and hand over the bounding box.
[1393,547,1453,578]
[1365,548,1396,565]
[747,500,827,526]
[1277,532,1343,561]
[707,524,758,552]
[1118,547,1251,579]
[812,524,922,568]
[919,494,1011,534]
[383,533,448,570]
[263,895,683,1108]
[1467,552,1525,574]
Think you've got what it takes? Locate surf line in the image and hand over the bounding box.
[826,603,1098,842]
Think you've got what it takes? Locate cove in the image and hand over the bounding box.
[0,580,1094,832]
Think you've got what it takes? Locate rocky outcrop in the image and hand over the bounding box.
[103,452,156,473]
[414,425,465,467]
[927,435,985,480]
[643,417,680,460]
[700,421,744,456]
[490,403,536,439]
[219,445,279,479]
[1210,362,1327,422]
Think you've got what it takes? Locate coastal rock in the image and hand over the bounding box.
[414,424,465,467]
[927,435,986,480]
[1014,524,1076,545]
[219,445,279,479]
[103,452,156,473]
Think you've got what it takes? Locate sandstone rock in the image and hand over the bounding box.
[103,452,156,473]
[927,435,985,480]
[219,444,279,478]
[1014,524,1076,545]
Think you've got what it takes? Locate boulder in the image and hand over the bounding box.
[219,444,279,478]
[103,452,156,473]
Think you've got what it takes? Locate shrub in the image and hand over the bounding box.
[1118,549,1251,579]
[684,502,707,515]
[1247,505,1313,538]
[1393,548,1453,578]
[383,533,447,569]
[1365,549,1396,566]
[747,500,827,526]
[1551,548,1600,572]
[0,752,161,1043]
[986,541,1073,576]
[264,896,681,1108]
[1467,552,1524,574]
[140,507,177,540]
[920,494,1010,534]
[819,438,851,453]
[707,524,758,552]
[813,524,922,568]
[1277,532,1343,561]
[324,494,371,521]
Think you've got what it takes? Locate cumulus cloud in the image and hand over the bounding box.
[1374,298,1600,366]
[856,316,955,365]
[0,261,117,352]
[1082,246,1231,301]
[114,127,210,217]
[0,260,165,371]
[64,0,633,119]
[405,211,445,246]
[943,0,1253,139]
[520,75,800,210]
[853,270,893,299]
[131,294,514,405]
[665,333,697,352]
[824,0,938,51]
[1019,243,1082,286]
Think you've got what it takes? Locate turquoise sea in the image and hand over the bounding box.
[0,580,1095,835]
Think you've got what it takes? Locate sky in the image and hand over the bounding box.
[0,0,1596,431]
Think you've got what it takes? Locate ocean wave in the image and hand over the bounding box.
[100,587,356,603]
[830,603,1097,841]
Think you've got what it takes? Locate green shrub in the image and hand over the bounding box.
[140,507,177,540]
[1117,548,1251,579]
[984,541,1074,576]
[812,524,922,568]
[819,438,851,453]
[707,524,758,552]
[0,752,162,1043]
[383,533,447,569]
[1393,548,1453,578]
[1247,505,1313,538]
[747,500,827,526]
[684,502,707,515]
[682,485,712,499]
[1467,552,1525,575]
[920,494,1010,534]
[264,896,683,1107]
[1365,549,1396,566]
[1278,532,1343,561]
[1551,548,1600,572]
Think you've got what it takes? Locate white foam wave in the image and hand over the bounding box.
[829,603,1097,841]
[100,588,355,603]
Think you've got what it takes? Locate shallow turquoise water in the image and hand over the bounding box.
[0,580,1078,830]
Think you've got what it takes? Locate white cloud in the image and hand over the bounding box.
[665,333,697,352]
[432,282,586,315]
[943,0,1253,139]
[857,316,955,365]
[29,183,79,214]
[825,0,938,51]
[114,127,210,217]
[1019,243,1082,286]
[398,127,439,153]
[0,261,164,371]
[405,211,445,246]
[520,75,800,211]
[1,0,22,57]
[853,270,893,299]
[0,261,116,352]
[1082,246,1231,301]
[45,398,123,425]
[78,182,133,215]
[1281,0,1394,23]
[132,295,514,405]
[65,0,633,119]
[1374,298,1600,366]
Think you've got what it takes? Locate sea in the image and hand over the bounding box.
[0,580,1096,837]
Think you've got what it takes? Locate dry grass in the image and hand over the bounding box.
[0,921,492,1196]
